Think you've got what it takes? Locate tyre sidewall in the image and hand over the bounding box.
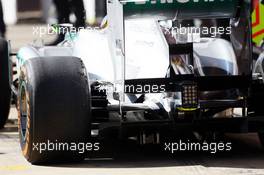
[18,65,34,161]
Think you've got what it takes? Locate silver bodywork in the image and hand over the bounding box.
[16,0,239,112]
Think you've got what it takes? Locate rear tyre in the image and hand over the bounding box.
[0,38,11,129]
[18,57,91,164]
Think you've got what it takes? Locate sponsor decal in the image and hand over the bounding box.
[252,1,264,46]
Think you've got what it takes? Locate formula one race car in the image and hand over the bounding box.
[1,0,264,164]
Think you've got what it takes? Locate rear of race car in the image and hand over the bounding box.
[9,0,264,164]
[96,0,254,139]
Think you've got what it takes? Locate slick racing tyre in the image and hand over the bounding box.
[18,57,91,164]
[0,38,11,129]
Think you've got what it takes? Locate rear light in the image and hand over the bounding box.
[181,83,198,109]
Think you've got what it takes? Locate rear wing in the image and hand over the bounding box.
[120,0,239,19]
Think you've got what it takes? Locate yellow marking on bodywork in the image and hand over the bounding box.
[177,107,197,112]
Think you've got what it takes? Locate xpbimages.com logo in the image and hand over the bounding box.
[32,140,100,154]
[32,24,100,38]
[164,140,232,154]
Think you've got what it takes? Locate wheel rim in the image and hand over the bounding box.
[19,82,28,142]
